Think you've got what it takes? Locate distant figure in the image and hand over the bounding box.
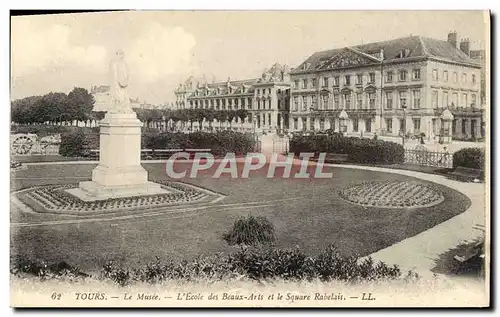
[420,134,425,144]
[373,133,378,140]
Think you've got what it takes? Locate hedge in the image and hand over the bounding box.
[11,124,98,138]
[290,134,405,165]
[59,130,256,157]
[453,147,485,170]
[11,244,406,285]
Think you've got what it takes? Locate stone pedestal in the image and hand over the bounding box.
[68,113,168,201]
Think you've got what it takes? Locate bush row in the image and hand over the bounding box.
[11,124,98,138]
[142,131,256,156]
[11,245,405,286]
[452,147,485,170]
[59,129,256,157]
[290,134,405,165]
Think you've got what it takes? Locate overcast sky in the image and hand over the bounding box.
[11,10,488,104]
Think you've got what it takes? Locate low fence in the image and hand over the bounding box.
[404,149,453,168]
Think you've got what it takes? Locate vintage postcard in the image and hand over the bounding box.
[9,10,490,307]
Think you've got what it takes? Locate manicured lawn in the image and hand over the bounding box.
[10,162,471,274]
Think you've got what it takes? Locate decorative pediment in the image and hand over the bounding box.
[321,48,380,70]
[319,88,330,95]
[364,85,377,93]
[341,87,352,94]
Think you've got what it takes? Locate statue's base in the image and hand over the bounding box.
[69,111,169,201]
[67,181,169,202]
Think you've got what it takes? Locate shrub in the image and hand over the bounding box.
[11,124,98,137]
[12,244,404,284]
[222,216,276,246]
[453,147,485,170]
[59,129,99,157]
[290,134,404,165]
[59,130,256,157]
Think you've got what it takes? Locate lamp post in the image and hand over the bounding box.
[440,109,454,144]
[339,109,348,135]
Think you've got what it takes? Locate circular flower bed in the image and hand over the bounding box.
[339,180,444,208]
[21,180,211,213]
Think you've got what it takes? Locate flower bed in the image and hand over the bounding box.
[339,180,444,208]
[20,181,211,213]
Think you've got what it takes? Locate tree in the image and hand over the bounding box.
[68,87,95,123]
[217,110,229,129]
[236,109,249,129]
[204,109,216,130]
[227,110,236,129]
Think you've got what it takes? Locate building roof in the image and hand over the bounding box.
[91,85,110,93]
[291,35,480,74]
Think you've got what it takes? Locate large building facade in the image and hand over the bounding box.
[174,63,291,132]
[174,32,485,139]
[289,32,484,140]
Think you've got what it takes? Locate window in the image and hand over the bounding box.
[248,98,252,109]
[451,93,458,107]
[333,76,340,86]
[432,69,438,81]
[462,93,468,107]
[453,72,458,83]
[432,91,438,108]
[293,118,298,130]
[368,92,376,108]
[353,119,359,132]
[472,94,477,107]
[344,93,351,109]
[462,119,466,134]
[369,72,376,83]
[412,69,421,80]
[412,90,421,109]
[452,119,457,134]
[334,94,340,109]
[312,78,317,88]
[312,96,318,109]
[413,119,421,133]
[293,97,299,111]
[268,114,271,127]
[443,71,449,82]
[443,92,449,108]
[319,119,325,131]
[344,75,351,86]
[356,74,363,85]
[366,119,372,132]
[472,74,476,84]
[399,91,408,108]
[302,96,307,111]
[323,77,328,87]
[302,79,307,89]
[386,71,393,83]
[356,93,363,108]
[462,73,467,83]
[452,93,458,107]
[385,92,393,109]
[386,118,393,132]
[321,95,328,109]
[294,80,299,89]
[399,70,407,81]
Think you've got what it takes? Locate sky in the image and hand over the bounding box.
[10,10,488,105]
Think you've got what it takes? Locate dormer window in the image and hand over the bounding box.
[397,49,410,58]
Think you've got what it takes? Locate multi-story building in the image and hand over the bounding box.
[174,63,291,132]
[289,32,484,140]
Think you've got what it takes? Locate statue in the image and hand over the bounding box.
[92,50,133,114]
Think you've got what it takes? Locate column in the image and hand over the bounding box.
[306,117,311,131]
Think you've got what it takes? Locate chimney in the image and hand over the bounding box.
[447,31,458,48]
[460,38,470,56]
[379,48,384,60]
